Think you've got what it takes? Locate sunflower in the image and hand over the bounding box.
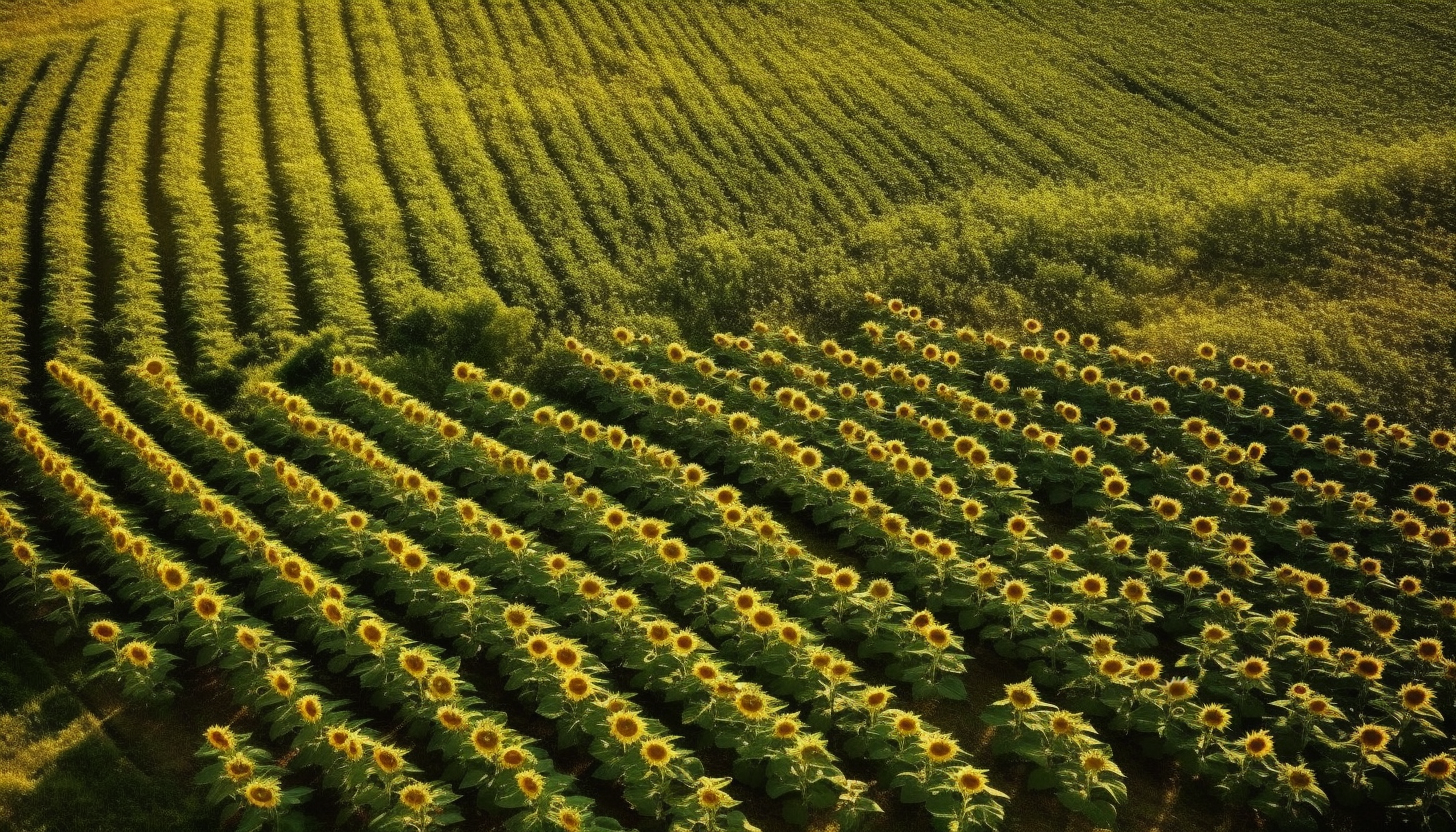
[892,711,921,736]
[1133,658,1162,681]
[1045,605,1075,629]
[1368,611,1400,640]
[206,725,235,752]
[1421,755,1455,781]
[1283,765,1317,793]
[919,733,958,764]
[471,724,503,758]
[436,706,468,732]
[296,695,323,723]
[400,783,433,811]
[387,645,428,679]
[1416,638,1445,663]
[609,713,644,744]
[1163,678,1197,701]
[1003,580,1030,605]
[696,782,730,810]
[354,619,387,651]
[223,753,254,782]
[515,771,545,802]
[1198,704,1231,731]
[1354,724,1390,753]
[1241,730,1274,758]
[159,562,189,591]
[1352,655,1386,681]
[735,691,771,721]
[1005,681,1039,711]
[89,620,120,643]
[243,778,280,809]
[639,737,674,768]
[499,747,528,769]
[1399,683,1435,712]
[1075,574,1107,598]
[953,765,988,796]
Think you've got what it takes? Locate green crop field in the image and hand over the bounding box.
[2,1,1455,830]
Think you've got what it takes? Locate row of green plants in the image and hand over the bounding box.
[435,0,673,267]
[213,0,302,356]
[38,24,127,372]
[287,0,423,320]
[154,6,245,383]
[0,39,83,394]
[523,0,742,239]
[410,0,620,322]
[256,0,377,350]
[621,0,883,229]
[339,0,541,307]
[99,8,179,369]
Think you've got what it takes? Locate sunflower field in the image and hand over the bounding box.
[4,1,1456,830]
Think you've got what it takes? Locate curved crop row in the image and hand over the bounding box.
[257,0,376,349]
[155,7,243,380]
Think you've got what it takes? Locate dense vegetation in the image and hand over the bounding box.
[3,1,1456,830]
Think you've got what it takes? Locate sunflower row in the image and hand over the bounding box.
[643,333,1042,539]
[129,359,751,828]
[553,343,1135,827]
[256,370,906,826]
[572,335,1385,823]
[195,727,309,829]
[42,362,604,830]
[688,325,1452,640]
[444,361,972,690]
[565,338,1058,628]
[862,298,1449,498]
[563,338,1010,611]
[724,323,1154,514]
[4,399,455,830]
[1,494,182,703]
[804,314,1456,631]
[320,361,953,702]
[848,316,1456,652]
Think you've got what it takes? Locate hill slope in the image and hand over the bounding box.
[1,0,1454,419]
